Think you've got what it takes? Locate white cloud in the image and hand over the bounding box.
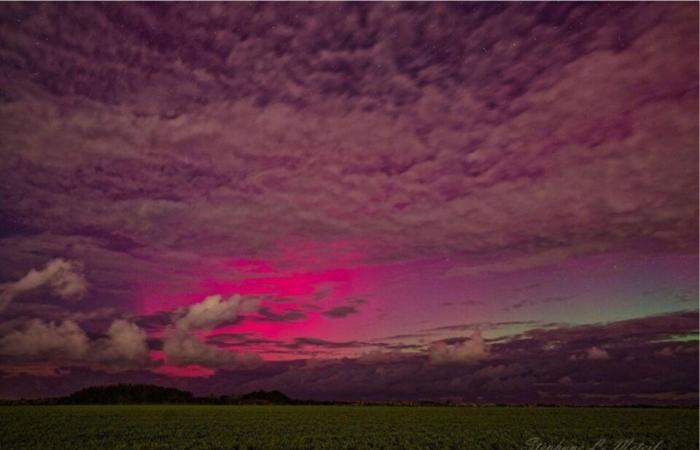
[0,294,260,370]
[0,259,88,311]
[586,346,610,360]
[160,293,261,369]
[0,318,150,369]
[0,319,89,360]
[93,319,150,367]
[175,294,259,332]
[428,329,489,365]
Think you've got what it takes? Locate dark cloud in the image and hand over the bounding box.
[506,295,576,311]
[2,311,695,405]
[206,333,278,349]
[133,311,172,333]
[284,337,365,350]
[424,320,540,334]
[321,306,359,319]
[256,306,306,322]
[513,310,699,348]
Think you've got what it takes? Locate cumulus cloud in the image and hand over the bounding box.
[158,293,262,369]
[0,319,89,360]
[1,311,697,404]
[163,333,260,368]
[93,319,150,367]
[428,329,489,365]
[174,294,259,332]
[0,317,149,368]
[223,311,696,404]
[0,259,88,311]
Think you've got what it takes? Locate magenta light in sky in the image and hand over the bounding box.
[0,2,697,405]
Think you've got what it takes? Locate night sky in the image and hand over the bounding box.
[0,2,697,405]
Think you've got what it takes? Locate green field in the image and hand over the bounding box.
[0,405,697,449]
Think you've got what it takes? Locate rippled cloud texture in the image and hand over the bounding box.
[0,3,697,404]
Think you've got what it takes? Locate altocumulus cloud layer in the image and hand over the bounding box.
[1,3,697,260]
[0,3,697,403]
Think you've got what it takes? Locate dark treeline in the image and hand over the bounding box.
[1,385,318,405]
[62,384,194,404]
[0,384,695,408]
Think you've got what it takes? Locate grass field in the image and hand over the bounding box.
[0,405,697,449]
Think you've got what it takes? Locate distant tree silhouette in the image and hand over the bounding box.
[61,384,193,404]
[236,390,292,404]
[4,384,686,407]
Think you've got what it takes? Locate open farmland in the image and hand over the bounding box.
[0,405,697,450]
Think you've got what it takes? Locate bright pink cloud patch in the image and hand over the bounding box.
[200,267,353,299]
[135,243,482,362]
[136,240,375,316]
